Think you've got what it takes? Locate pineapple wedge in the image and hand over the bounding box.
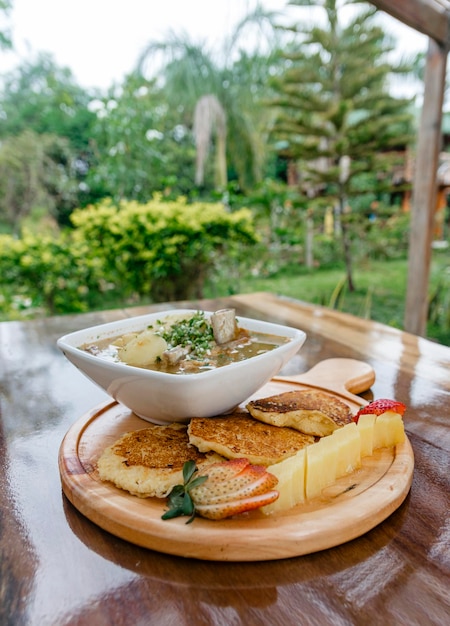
[355,399,406,451]
[357,413,376,456]
[373,411,405,449]
[332,422,361,478]
[263,449,306,514]
[305,435,339,499]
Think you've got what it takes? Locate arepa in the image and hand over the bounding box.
[246,389,353,437]
[97,423,223,498]
[188,411,315,466]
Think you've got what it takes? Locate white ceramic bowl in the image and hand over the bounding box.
[57,309,306,424]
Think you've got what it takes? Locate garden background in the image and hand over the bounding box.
[0,0,448,345]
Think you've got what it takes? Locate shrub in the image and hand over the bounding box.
[70,196,258,302]
[0,231,104,315]
[0,197,258,316]
[363,212,410,260]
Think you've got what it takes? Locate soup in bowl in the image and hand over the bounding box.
[57,309,306,424]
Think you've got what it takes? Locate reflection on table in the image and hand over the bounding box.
[1,292,449,626]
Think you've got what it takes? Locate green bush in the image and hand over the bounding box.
[0,196,258,316]
[0,232,104,315]
[363,212,410,260]
[70,196,258,302]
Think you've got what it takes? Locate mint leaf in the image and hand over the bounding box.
[161,461,208,523]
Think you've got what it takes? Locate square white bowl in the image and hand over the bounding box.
[57,309,306,424]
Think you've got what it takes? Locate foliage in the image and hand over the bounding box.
[0,2,444,345]
[0,53,99,219]
[70,196,258,302]
[86,74,196,203]
[0,232,103,315]
[137,10,283,192]
[363,211,410,260]
[0,0,12,50]
[206,255,449,345]
[428,254,450,345]
[1,214,448,344]
[270,0,414,290]
[0,53,96,149]
[0,130,80,232]
[0,196,257,315]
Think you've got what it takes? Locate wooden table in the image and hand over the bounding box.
[1,292,449,626]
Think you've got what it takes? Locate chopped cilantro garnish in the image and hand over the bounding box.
[159,312,214,359]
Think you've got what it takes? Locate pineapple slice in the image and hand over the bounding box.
[373,411,405,449]
[305,435,338,499]
[333,423,361,478]
[357,413,376,457]
[316,432,339,485]
[355,399,406,451]
[263,449,306,514]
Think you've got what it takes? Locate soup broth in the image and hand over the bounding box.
[81,311,289,375]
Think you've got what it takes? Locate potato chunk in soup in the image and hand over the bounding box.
[117,330,168,367]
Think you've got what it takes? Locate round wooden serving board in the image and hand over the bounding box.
[59,359,414,561]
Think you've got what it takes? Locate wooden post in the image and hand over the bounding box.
[404,38,447,336]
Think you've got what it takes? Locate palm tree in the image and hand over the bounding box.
[193,94,227,187]
[136,5,283,192]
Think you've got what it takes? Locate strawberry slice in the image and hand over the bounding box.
[197,457,250,482]
[353,398,406,423]
[195,491,279,520]
[191,459,278,505]
[161,458,279,523]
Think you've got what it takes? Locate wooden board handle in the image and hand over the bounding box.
[273,358,375,404]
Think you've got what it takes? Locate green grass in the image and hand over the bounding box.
[205,255,450,346]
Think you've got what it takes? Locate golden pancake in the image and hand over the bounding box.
[246,389,353,437]
[187,411,315,466]
[97,423,223,498]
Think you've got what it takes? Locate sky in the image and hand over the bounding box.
[0,0,428,92]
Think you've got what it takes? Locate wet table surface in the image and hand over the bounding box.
[1,292,449,626]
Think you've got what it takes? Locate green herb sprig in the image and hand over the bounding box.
[161,460,208,524]
[160,312,214,359]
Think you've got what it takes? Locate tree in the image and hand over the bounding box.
[0,0,12,51]
[0,53,96,148]
[0,130,79,233]
[0,54,99,219]
[137,6,283,193]
[271,0,414,290]
[86,73,197,203]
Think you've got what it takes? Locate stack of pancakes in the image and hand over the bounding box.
[97,388,353,498]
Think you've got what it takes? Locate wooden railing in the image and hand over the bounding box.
[372,0,449,45]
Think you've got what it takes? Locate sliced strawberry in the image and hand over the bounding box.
[353,398,406,423]
[195,490,280,520]
[199,458,251,481]
[162,458,279,523]
[191,459,278,505]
